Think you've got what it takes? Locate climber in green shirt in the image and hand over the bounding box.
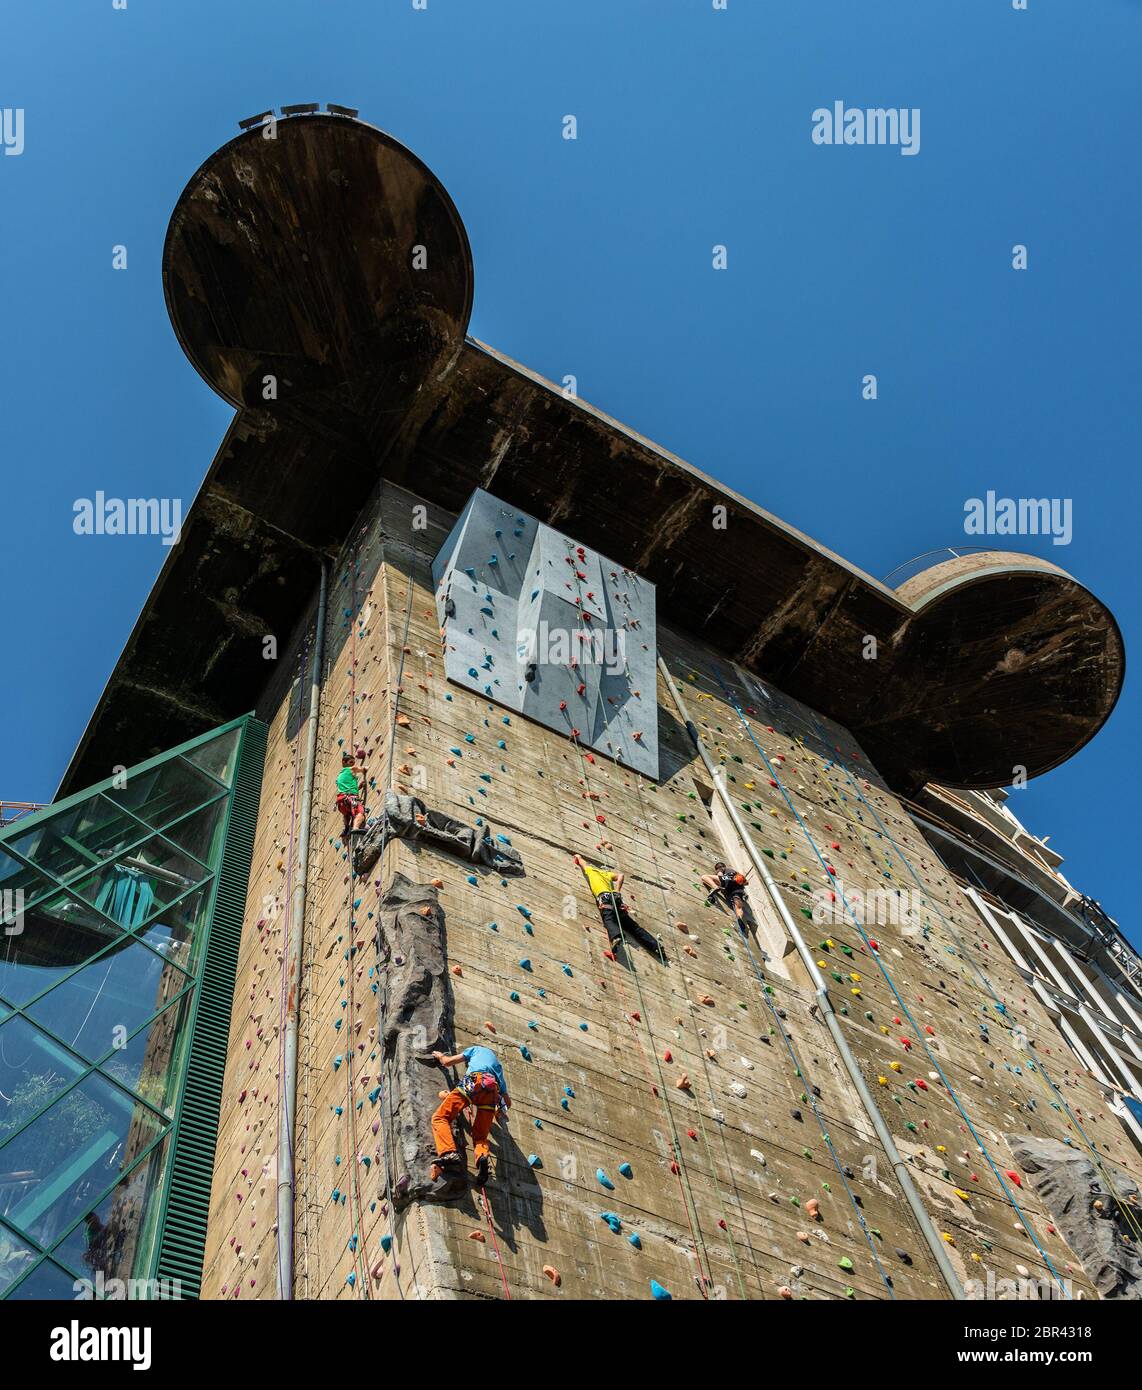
[335,749,368,838]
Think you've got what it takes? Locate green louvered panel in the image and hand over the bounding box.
[153,715,267,1297]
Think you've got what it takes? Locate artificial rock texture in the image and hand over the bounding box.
[1006,1134,1142,1299]
[374,873,455,1207]
[199,480,1142,1302]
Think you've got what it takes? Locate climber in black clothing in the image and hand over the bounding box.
[700,860,749,922]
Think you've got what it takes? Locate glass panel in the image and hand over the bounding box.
[0,846,55,912]
[0,1222,38,1297]
[4,1256,80,1300]
[4,796,150,890]
[0,1016,86,1146]
[130,886,211,977]
[106,758,225,834]
[98,993,193,1117]
[181,727,242,789]
[0,892,121,1008]
[160,794,228,868]
[51,1137,169,1289]
[0,1071,165,1251]
[26,937,192,1070]
[67,838,211,930]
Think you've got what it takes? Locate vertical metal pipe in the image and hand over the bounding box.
[277,562,328,1300]
[658,657,965,1300]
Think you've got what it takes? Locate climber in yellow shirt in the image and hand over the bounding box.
[573,854,666,964]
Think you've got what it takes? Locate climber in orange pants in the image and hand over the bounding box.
[430,1044,510,1188]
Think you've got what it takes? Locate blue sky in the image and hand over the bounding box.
[1,1,1137,945]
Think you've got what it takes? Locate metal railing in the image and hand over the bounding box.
[0,802,44,829]
[882,546,999,591]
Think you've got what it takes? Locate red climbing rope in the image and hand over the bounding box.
[559,556,716,1296]
[478,1186,512,1300]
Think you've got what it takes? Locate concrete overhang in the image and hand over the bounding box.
[57,112,1125,797]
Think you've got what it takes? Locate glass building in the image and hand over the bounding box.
[0,716,264,1299]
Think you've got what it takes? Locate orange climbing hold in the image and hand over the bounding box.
[469,1231,486,1243]
[543,1265,562,1287]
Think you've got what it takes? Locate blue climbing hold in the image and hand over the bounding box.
[528,1154,543,1168]
[600,1212,622,1234]
[520,1045,532,1061]
[597,1169,615,1190]
[650,1279,672,1300]
[619,1162,633,1179]
[381,1235,393,1254]
[519,958,532,971]
[628,1233,641,1249]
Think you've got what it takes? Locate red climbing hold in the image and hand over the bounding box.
[1005,1170,1023,1188]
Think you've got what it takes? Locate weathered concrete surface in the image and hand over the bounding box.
[1006,1134,1142,1299]
[198,479,1142,1302]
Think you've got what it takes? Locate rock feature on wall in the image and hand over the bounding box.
[375,873,457,1208]
[354,790,525,879]
[1006,1134,1142,1299]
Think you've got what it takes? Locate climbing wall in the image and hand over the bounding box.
[432,487,659,779]
[199,480,1142,1302]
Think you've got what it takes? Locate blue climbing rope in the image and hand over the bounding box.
[712,666,1073,1298]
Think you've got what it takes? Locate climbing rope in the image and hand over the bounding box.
[558,567,717,1295]
[713,667,1073,1297]
[808,715,1142,1246]
[662,659,899,1298]
[342,540,371,1297]
[624,749,757,1299]
[571,741,715,1295]
[478,1185,513,1299]
[368,525,419,1298]
[276,626,309,1297]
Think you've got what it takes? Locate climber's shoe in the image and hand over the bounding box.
[431,1152,463,1182]
[474,1155,489,1187]
[428,1170,466,1199]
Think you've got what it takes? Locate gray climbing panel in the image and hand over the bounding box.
[433,488,659,778]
